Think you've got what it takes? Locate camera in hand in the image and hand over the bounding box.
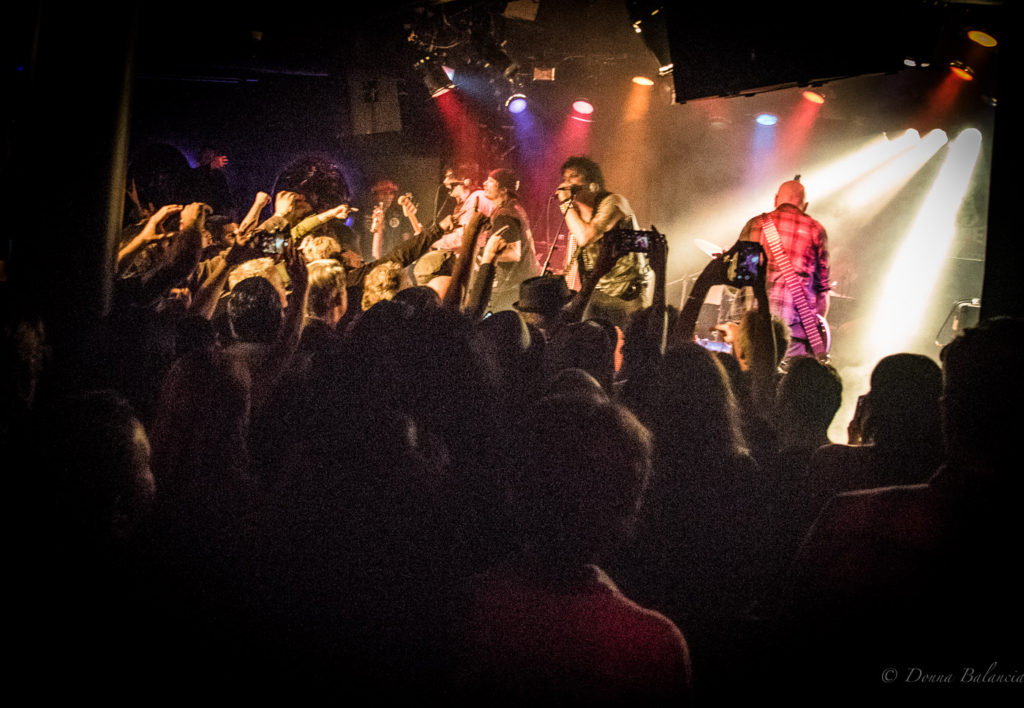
[253,231,288,256]
[697,337,732,354]
[610,228,660,253]
[725,241,764,286]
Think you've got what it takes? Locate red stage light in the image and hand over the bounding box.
[949,63,974,81]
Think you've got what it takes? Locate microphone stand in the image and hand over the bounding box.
[542,192,574,275]
[433,184,454,228]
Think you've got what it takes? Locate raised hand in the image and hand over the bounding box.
[140,204,184,242]
[179,202,212,232]
[253,191,272,210]
[370,202,385,233]
[397,193,417,219]
[481,234,509,264]
[280,240,308,296]
[646,227,668,275]
[325,202,354,220]
[274,190,309,222]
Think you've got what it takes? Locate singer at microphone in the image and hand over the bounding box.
[555,183,584,199]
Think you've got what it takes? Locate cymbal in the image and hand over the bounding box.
[694,238,724,258]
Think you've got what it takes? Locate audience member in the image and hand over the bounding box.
[792,353,943,540]
[746,316,1024,699]
[454,393,692,705]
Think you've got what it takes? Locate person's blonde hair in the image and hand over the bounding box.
[306,258,347,318]
[361,261,404,311]
[228,257,278,291]
[300,235,342,263]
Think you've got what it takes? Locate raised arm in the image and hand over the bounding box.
[562,230,619,324]
[370,202,385,259]
[745,260,777,411]
[442,210,487,310]
[117,203,183,272]
[250,243,309,416]
[188,243,259,320]
[234,192,272,245]
[290,201,356,242]
[397,193,423,235]
[461,232,509,320]
[669,245,733,348]
[644,228,669,354]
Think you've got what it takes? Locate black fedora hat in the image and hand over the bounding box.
[513,275,572,313]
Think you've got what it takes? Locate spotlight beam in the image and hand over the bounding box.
[840,129,948,216]
[863,128,983,360]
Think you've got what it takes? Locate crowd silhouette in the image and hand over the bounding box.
[4,147,1021,704]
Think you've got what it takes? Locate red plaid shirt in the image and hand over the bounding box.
[730,203,830,343]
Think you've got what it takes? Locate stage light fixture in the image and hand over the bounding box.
[572,98,595,115]
[949,60,974,81]
[755,113,778,126]
[967,30,997,48]
[414,55,454,98]
[802,90,825,104]
[505,93,528,114]
[657,63,674,77]
[632,76,655,86]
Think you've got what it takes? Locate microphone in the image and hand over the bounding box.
[555,184,584,197]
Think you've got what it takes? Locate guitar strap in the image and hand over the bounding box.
[759,214,827,356]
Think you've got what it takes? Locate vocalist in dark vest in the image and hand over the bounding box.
[556,156,651,330]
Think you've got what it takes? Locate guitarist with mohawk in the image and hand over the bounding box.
[727,177,831,361]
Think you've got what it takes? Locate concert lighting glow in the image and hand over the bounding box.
[623,80,652,123]
[804,130,919,203]
[841,129,948,214]
[748,118,778,186]
[611,80,655,206]
[781,90,826,164]
[572,99,595,115]
[755,113,778,126]
[949,62,974,81]
[506,93,528,114]
[967,30,997,47]
[435,90,483,166]
[665,131,910,273]
[632,76,655,86]
[862,128,983,361]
